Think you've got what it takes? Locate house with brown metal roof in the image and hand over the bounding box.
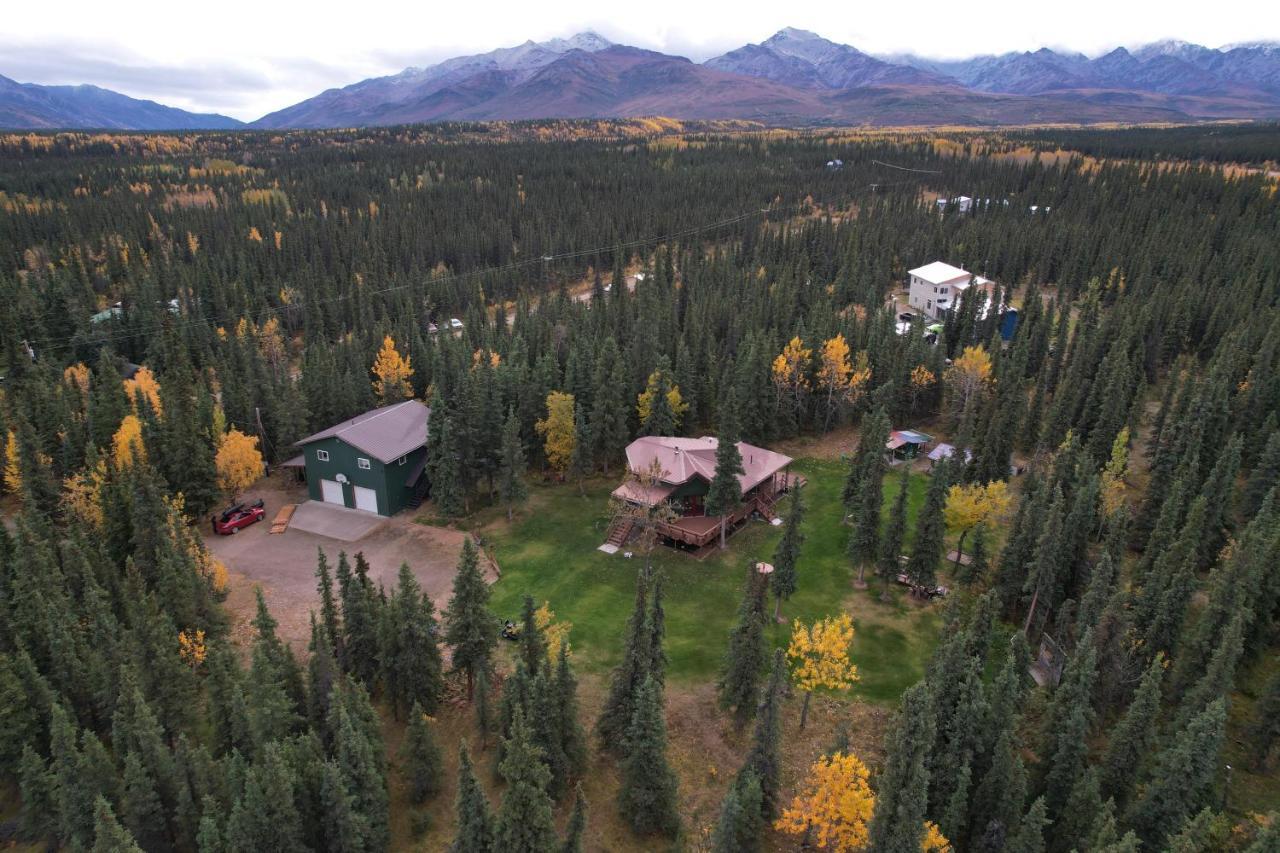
[292,400,430,516]
[605,436,801,552]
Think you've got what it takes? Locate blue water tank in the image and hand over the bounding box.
[1000,309,1020,341]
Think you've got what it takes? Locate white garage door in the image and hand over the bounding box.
[353,485,379,514]
[320,479,345,506]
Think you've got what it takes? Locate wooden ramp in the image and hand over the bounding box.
[270,504,297,534]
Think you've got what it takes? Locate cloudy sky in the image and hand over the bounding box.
[3,0,1277,121]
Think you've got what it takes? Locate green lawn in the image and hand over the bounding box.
[467,458,941,706]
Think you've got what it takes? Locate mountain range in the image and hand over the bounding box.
[0,74,244,130]
[5,29,1280,130]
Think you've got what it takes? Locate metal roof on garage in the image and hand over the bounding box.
[295,400,430,464]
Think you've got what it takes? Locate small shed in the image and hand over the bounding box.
[886,429,932,460]
[927,443,971,467]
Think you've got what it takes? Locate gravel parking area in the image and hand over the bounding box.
[206,477,493,653]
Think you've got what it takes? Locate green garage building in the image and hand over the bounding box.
[293,400,430,517]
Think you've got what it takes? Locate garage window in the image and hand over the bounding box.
[357,458,371,470]
[316,449,329,462]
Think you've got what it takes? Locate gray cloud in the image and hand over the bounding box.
[0,38,387,117]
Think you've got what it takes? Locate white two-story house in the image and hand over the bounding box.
[907,261,994,321]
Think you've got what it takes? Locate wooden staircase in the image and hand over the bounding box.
[406,478,430,510]
[603,518,635,549]
[754,492,780,522]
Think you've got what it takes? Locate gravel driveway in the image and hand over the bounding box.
[206,479,492,653]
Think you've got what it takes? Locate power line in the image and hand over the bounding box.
[870,159,943,175]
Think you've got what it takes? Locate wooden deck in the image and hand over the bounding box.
[655,474,805,549]
[601,470,807,554]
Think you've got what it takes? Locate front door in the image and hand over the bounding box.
[320,479,344,506]
[353,485,379,514]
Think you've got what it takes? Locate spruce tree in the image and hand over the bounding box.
[329,683,390,851]
[848,406,891,586]
[246,591,304,745]
[49,704,94,849]
[307,613,341,730]
[92,796,145,853]
[319,758,365,853]
[552,644,588,782]
[451,742,495,853]
[587,339,629,474]
[119,750,167,850]
[711,770,764,853]
[1099,652,1165,807]
[705,394,745,548]
[1005,796,1049,853]
[433,417,466,517]
[646,572,668,689]
[1245,669,1280,770]
[315,548,343,658]
[226,743,305,853]
[195,796,224,853]
[1165,807,1218,853]
[518,593,546,676]
[568,401,592,494]
[1040,632,1098,822]
[1125,699,1227,848]
[380,563,445,718]
[337,551,380,689]
[906,459,951,593]
[1173,610,1247,732]
[498,408,530,520]
[444,537,496,700]
[474,666,495,747]
[495,708,559,853]
[639,357,679,437]
[770,484,805,620]
[401,702,444,804]
[561,784,587,853]
[1055,767,1104,851]
[618,675,680,837]
[529,667,570,799]
[959,522,989,586]
[971,726,1028,844]
[877,465,911,600]
[719,566,767,726]
[498,659,533,761]
[18,744,57,841]
[868,682,936,851]
[740,649,786,820]
[596,569,650,752]
[1243,430,1280,517]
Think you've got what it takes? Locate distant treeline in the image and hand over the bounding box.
[1012,121,1280,165]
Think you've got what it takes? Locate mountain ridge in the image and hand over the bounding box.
[0,74,243,130]
[4,29,1280,130]
[252,30,1280,129]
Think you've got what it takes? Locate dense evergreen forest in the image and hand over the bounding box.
[0,121,1278,851]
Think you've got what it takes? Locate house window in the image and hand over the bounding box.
[398,455,407,465]
[940,287,948,294]
[316,449,330,462]
[357,458,371,470]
